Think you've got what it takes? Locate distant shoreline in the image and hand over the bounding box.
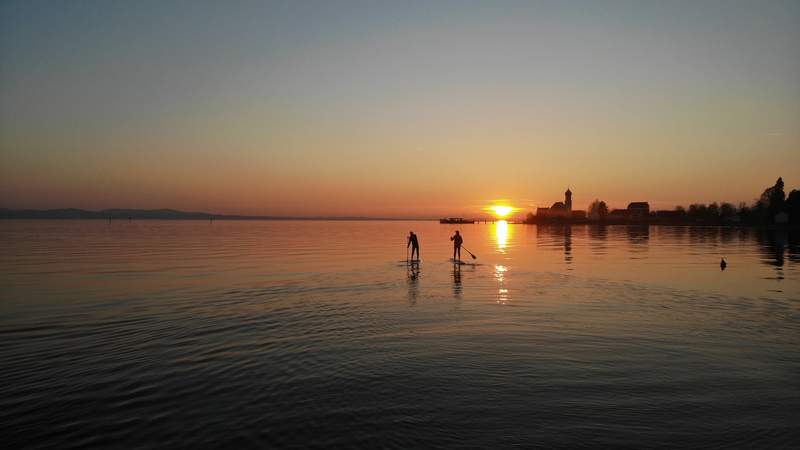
[0,208,435,221]
[0,217,433,221]
[523,219,799,231]
[3,208,798,229]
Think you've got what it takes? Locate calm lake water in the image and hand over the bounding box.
[1,220,799,449]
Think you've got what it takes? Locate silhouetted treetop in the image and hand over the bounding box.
[588,199,609,220]
[760,177,786,214]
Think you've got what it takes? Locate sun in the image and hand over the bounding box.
[492,205,513,218]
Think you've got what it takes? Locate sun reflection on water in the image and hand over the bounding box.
[494,264,509,304]
[494,220,509,252]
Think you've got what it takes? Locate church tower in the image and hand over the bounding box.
[565,188,572,211]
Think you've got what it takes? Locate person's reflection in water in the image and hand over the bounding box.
[452,263,462,299]
[407,261,420,305]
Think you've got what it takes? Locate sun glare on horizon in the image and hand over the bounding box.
[491,205,513,218]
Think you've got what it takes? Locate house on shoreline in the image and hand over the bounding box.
[609,202,650,221]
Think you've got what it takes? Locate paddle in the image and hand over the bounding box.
[461,246,477,260]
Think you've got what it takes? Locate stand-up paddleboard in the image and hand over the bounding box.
[397,259,421,266]
[449,258,478,266]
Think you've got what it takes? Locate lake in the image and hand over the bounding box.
[1,220,798,448]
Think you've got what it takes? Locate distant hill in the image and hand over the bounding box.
[0,208,417,221]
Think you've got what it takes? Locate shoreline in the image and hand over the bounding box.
[1,217,798,230]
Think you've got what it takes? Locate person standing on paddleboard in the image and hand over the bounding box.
[407,231,420,260]
[451,230,463,261]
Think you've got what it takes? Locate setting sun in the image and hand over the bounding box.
[492,205,513,218]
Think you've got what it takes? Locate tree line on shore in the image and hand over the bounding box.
[585,177,799,226]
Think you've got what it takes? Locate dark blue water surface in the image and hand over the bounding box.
[1,220,798,448]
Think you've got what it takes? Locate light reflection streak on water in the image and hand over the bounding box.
[494,220,509,252]
[494,264,509,304]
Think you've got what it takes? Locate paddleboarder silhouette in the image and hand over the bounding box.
[407,231,420,261]
[451,230,463,261]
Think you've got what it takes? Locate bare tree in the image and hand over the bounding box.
[588,199,609,221]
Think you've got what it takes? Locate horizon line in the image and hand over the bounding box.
[0,207,452,221]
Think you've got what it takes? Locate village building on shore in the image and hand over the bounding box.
[533,189,586,222]
[527,189,652,224]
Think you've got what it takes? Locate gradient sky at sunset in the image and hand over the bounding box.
[2,0,799,218]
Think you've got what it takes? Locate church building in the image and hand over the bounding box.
[536,188,585,220]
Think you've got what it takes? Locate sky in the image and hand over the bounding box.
[1,0,799,218]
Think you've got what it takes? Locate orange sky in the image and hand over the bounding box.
[2,1,799,218]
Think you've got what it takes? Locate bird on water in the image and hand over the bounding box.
[720,258,727,271]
